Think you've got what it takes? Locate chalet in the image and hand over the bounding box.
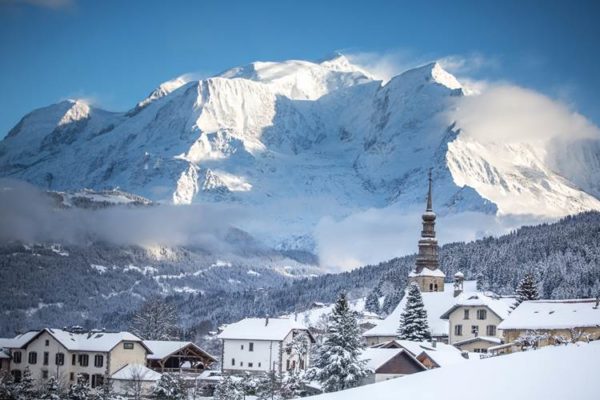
[439,292,512,352]
[359,347,426,384]
[218,317,314,374]
[0,328,150,388]
[370,339,468,369]
[497,299,600,353]
[110,363,162,397]
[143,340,216,374]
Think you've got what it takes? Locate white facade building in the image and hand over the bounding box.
[218,317,314,374]
[2,328,150,388]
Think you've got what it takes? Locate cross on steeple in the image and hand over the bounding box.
[426,168,433,212]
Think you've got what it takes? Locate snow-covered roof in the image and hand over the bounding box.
[453,336,503,346]
[21,328,147,352]
[0,331,39,349]
[111,364,162,381]
[364,281,477,338]
[307,342,600,400]
[144,340,216,361]
[371,339,466,368]
[360,348,422,372]
[498,299,600,331]
[0,349,10,359]
[281,297,375,329]
[218,318,309,341]
[439,292,513,320]
[408,268,446,278]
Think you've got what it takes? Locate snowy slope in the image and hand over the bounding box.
[1,54,600,250]
[308,342,599,400]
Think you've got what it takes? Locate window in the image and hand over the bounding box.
[55,353,65,366]
[94,355,103,368]
[79,373,90,384]
[231,358,235,366]
[70,373,75,381]
[248,362,253,368]
[45,339,50,346]
[477,309,487,320]
[43,352,49,365]
[258,362,261,367]
[300,359,305,370]
[434,284,438,291]
[463,309,470,320]
[454,324,463,336]
[42,370,48,379]
[92,374,104,388]
[471,325,479,335]
[240,362,243,367]
[12,351,21,364]
[249,342,254,352]
[72,354,76,365]
[486,325,497,336]
[28,352,37,365]
[78,354,89,367]
[286,360,290,370]
[123,342,134,350]
[292,360,296,370]
[429,283,433,291]
[241,344,244,350]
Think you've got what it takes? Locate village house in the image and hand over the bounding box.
[496,299,600,353]
[359,347,426,384]
[439,292,512,353]
[218,317,314,374]
[370,339,469,369]
[0,328,150,388]
[111,363,163,397]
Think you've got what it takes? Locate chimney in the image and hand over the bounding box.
[265,315,270,326]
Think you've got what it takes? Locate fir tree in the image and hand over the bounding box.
[152,373,187,400]
[214,374,243,400]
[397,283,431,341]
[512,272,540,310]
[16,367,37,400]
[68,374,90,400]
[310,293,368,392]
[280,371,306,399]
[41,376,62,400]
[130,296,180,340]
[364,289,381,314]
[0,371,16,400]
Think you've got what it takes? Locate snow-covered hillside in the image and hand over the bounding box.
[1,54,599,250]
[308,342,599,400]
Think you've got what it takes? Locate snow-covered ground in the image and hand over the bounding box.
[308,342,600,399]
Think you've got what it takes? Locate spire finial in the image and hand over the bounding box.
[426,168,433,212]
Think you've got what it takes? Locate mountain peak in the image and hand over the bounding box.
[392,61,462,91]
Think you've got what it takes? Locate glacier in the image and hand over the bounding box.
[1,54,599,251]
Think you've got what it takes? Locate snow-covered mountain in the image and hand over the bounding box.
[1,54,599,249]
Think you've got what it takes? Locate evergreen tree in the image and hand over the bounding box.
[364,289,381,314]
[512,272,540,310]
[280,371,306,399]
[310,293,368,393]
[397,283,431,341]
[214,374,243,400]
[0,371,16,400]
[255,371,281,400]
[16,367,37,400]
[68,374,90,400]
[152,373,187,400]
[41,376,62,400]
[131,296,180,340]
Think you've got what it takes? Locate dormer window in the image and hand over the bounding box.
[123,342,134,350]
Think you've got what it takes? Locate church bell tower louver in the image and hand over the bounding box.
[409,170,445,292]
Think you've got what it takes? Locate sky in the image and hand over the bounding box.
[1,0,600,137]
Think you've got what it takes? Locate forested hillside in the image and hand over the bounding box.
[1,212,599,337]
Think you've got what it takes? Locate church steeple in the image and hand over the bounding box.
[409,170,445,292]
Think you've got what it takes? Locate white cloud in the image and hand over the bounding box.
[451,84,600,144]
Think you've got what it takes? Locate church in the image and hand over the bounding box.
[363,172,478,345]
